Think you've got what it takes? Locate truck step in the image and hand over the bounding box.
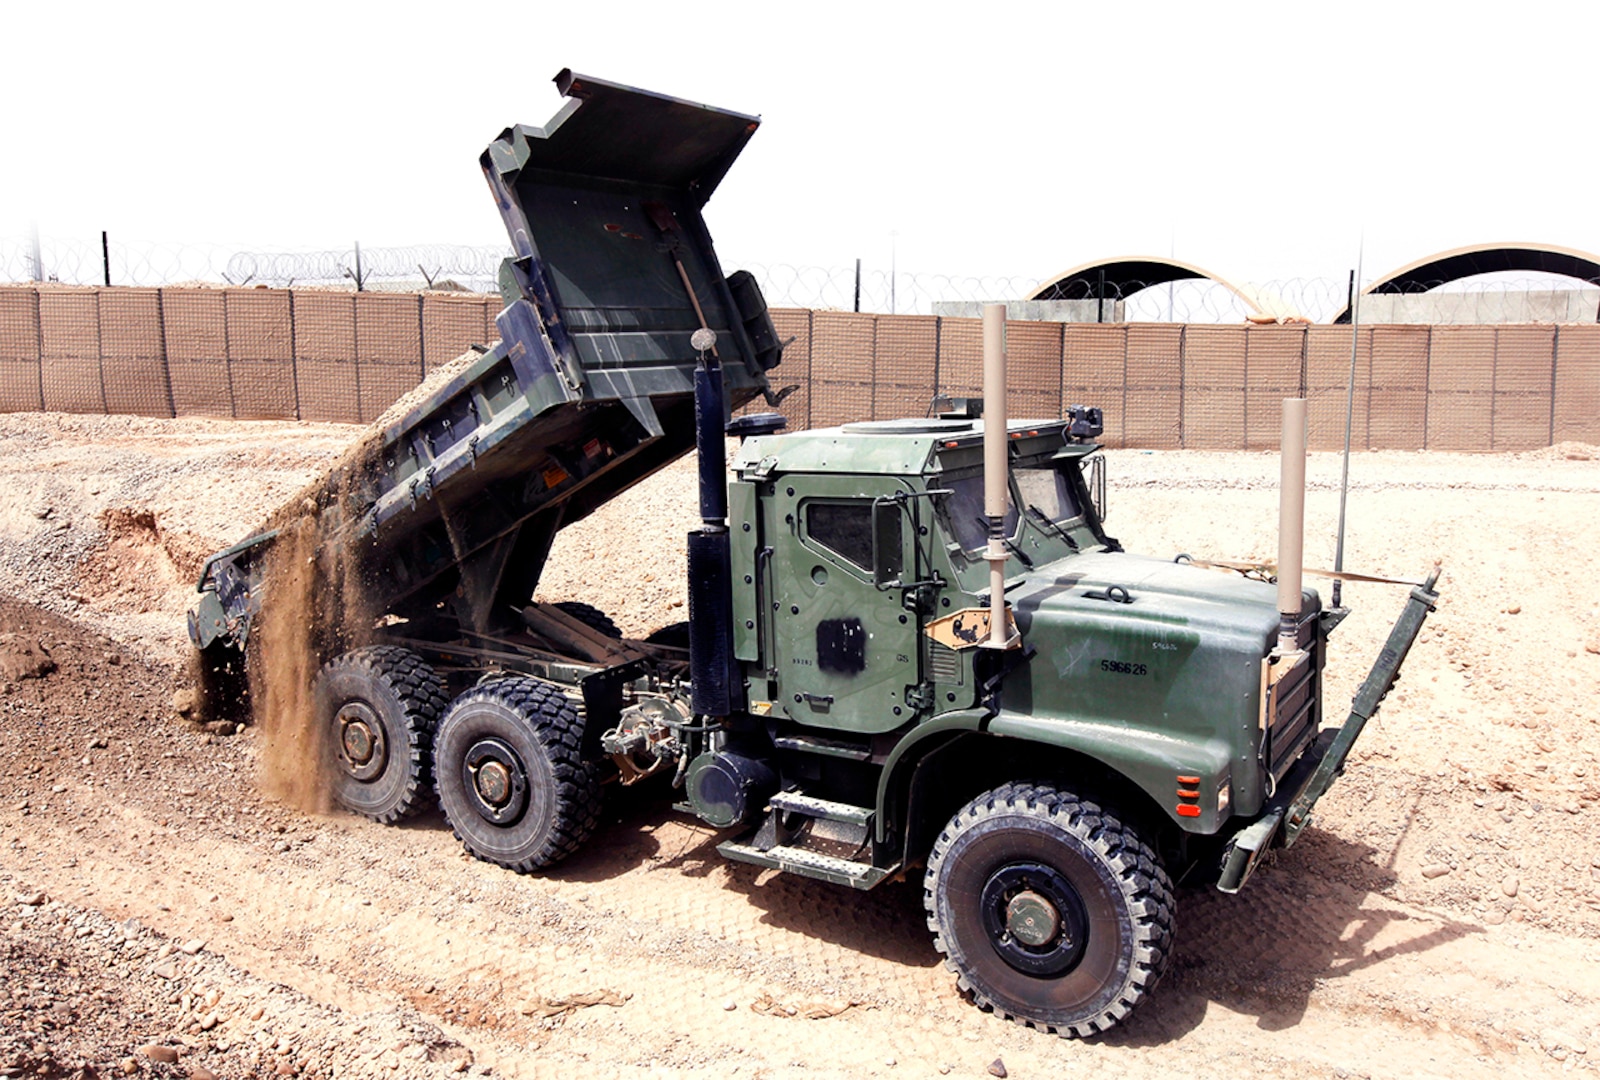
[718,840,892,890]
[770,734,872,761]
[768,791,874,828]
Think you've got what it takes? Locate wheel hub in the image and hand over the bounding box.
[335,703,387,782]
[1005,889,1061,948]
[980,862,1089,977]
[475,760,513,807]
[462,737,529,825]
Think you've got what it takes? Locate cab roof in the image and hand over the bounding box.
[733,417,1090,478]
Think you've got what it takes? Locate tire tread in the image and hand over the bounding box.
[922,780,1175,1038]
[318,645,446,825]
[437,675,602,873]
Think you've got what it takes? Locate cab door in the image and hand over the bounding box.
[764,476,919,734]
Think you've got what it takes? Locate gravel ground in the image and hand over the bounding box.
[1,410,1599,1079]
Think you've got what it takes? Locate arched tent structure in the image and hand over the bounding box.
[1331,242,1600,323]
[1029,256,1266,319]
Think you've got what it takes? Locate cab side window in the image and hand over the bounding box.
[807,501,890,571]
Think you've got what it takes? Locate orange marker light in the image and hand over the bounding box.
[1176,775,1201,785]
[1176,804,1201,818]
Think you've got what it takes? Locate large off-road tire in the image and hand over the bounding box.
[315,646,447,824]
[433,676,602,872]
[554,601,621,639]
[643,621,690,649]
[924,782,1175,1038]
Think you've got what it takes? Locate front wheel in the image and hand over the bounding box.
[434,676,602,872]
[924,782,1174,1037]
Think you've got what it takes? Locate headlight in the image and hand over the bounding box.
[1217,780,1231,816]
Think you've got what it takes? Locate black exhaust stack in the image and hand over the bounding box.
[688,331,742,718]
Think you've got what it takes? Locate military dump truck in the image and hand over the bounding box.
[189,71,1441,1036]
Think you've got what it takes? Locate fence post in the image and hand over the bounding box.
[155,288,176,418]
[1549,324,1560,447]
[805,309,814,430]
[417,294,427,384]
[93,289,109,414]
[1177,324,1187,449]
[221,290,238,419]
[1298,324,1308,397]
[1421,326,1431,451]
[1241,325,1249,450]
[352,294,364,423]
[288,289,301,421]
[31,288,45,411]
[1056,321,1066,420]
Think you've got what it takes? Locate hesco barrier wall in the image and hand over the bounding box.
[0,286,499,425]
[2,285,1598,450]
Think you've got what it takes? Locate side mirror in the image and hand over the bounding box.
[872,501,904,587]
[1084,455,1108,523]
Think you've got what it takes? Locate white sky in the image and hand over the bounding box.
[7,0,1599,288]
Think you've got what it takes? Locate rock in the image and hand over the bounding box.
[722,1000,737,1011]
[1587,639,1600,656]
[199,1012,218,1031]
[171,689,198,717]
[119,1060,140,1076]
[1421,863,1452,879]
[189,1068,217,1080]
[0,633,56,682]
[1502,875,1520,898]
[180,938,206,955]
[139,1047,179,1065]
[988,1059,1008,1078]
[152,962,177,980]
[249,1006,265,1021]
[16,891,46,906]
[1506,605,1521,615]
[88,736,108,750]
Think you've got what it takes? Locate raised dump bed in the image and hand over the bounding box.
[189,70,786,660]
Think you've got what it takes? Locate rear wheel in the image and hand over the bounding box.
[434,676,602,872]
[643,621,690,649]
[315,646,446,823]
[554,601,621,639]
[924,782,1174,1037]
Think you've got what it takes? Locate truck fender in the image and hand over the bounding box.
[874,709,987,846]
[987,711,1233,833]
[876,708,1233,849]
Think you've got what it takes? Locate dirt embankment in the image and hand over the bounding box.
[1,411,1599,1078]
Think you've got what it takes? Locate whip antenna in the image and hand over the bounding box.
[1332,240,1364,608]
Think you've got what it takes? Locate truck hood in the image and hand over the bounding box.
[1010,551,1314,650]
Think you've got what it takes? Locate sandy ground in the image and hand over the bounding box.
[2,410,1599,1080]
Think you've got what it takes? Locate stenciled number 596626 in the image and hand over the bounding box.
[1100,659,1148,676]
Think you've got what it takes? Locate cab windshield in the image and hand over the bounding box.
[944,464,1081,554]
[1016,464,1081,525]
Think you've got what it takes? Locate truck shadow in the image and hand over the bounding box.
[1103,822,1484,1046]
[715,863,943,970]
